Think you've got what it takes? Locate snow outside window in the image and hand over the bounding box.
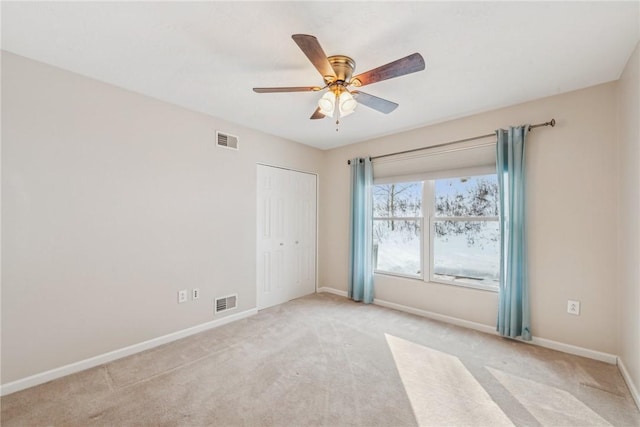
[372,174,500,292]
[431,174,500,291]
[372,182,423,278]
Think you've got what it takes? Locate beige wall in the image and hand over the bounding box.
[1,52,324,383]
[320,82,620,354]
[617,42,640,399]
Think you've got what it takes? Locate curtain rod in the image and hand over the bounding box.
[347,119,555,164]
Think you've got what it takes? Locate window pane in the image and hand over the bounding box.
[373,182,422,218]
[433,220,499,286]
[435,175,498,217]
[373,219,421,277]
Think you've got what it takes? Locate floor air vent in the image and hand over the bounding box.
[216,131,239,150]
[215,294,237,314]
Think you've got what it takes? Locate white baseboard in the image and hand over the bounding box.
[375,297,618,364]
[317,286,348,298]
[618,357,640,410]
[319,287,618,365]
[3,289,627,399]
[0,308,257,396]
[373,297,498,335]
[528,336,617,364]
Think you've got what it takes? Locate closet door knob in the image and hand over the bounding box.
[279,242,284,246]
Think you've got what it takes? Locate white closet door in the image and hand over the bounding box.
[257,165,316,310]
[256,165,291,310]
[290,170,317,300]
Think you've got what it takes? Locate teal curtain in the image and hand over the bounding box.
[496,126,531,340]
[348,157,374,303]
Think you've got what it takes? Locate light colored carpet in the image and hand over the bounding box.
[1,293,638,426]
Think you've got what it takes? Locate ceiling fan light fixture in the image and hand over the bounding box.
[338,91,357,116]
[318,91,335,117]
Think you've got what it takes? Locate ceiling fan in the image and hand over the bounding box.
[253,34,425,123]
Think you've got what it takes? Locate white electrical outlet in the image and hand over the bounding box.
[567,300,580,315]
[192,288,200,300]
[178,289,188,304]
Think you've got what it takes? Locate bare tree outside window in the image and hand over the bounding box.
[372,174,500,290]
[434,177,499,247]
[373,182,422,277]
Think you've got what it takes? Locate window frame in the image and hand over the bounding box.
[373,171,500,293]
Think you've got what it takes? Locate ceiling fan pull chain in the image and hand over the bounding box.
[335,95,340,131]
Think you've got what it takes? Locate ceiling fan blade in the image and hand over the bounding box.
[253,86,322,93]
[310,107,325,120]
[292,34,336,80]
[352,91,399,114]
[350,53,425,87]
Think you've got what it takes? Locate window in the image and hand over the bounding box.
[372,182,423,278]
[431,174,500,290]
[373,173,500,291]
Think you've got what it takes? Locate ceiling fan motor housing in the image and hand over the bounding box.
[326,55,355,85]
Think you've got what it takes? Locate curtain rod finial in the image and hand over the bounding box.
[550,118,556,127]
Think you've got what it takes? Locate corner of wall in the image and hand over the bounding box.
[616,40,640,410]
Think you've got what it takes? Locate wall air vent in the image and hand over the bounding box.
[216,131,239,150]
[215,294,238,314]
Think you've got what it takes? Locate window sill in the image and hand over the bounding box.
[374,271,423,281]
[430,277,499,293]
[374,271,499,293]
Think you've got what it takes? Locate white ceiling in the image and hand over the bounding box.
[2,1,639,150]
